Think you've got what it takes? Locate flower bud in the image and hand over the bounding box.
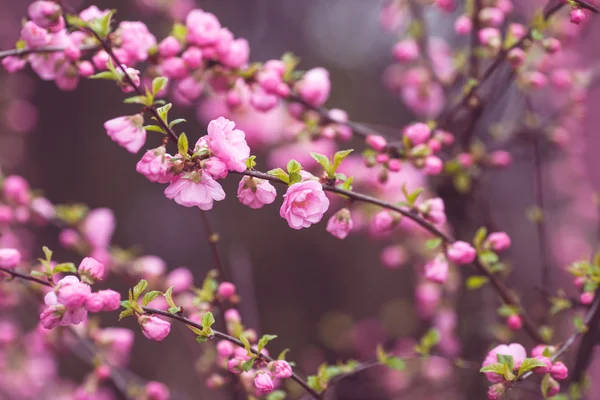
[138,315,171,341]
[78,257,105,284]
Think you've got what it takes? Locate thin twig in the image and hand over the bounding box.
[0,44,98,59]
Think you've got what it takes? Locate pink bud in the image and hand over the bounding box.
[507,315,522,331]
[546,376,560,396]
[392,39,419,62]
[478,27,501,50]
[158,36,182,58]
[166,267,194,294]
[380,246,407,269]
[479,7,504,27]
[104,114,146,154]
[424,255,449,284]
[271,360,293,379]
[454,15,472,35]
[56,276,91,309]
[372,211,396,234]
[297,67,331,107]
[182,47,203,68]
[489,151,511,168]
[404,122,431,145]
[376,154,389,164]
[486,232,511,251]
[59,229,80,248]
[136,147,175,184]
[225,309,241,323]
[227,357,246,374]
[216,340,235,357]
[254,371,275,395]
[326,208,353,239]
[217,282,236,299]
[366,135,387,151]
[507,48,526,68]
[161,57,187,79]
[580,292,594,305]
[543,38,561,54]
[40,305,63,330]
[570,8,586,25]
[0,248,21,269]
[487,383,505,400]
[533,356,552,375]
[138,315,171,341]
[424,156,443,175]
[95,365,112,380]
[28,1,62,29]
[237,177,277,210]
[550,361,568,381]
[78,257,105,283]
[446,241,476,265]
[2,56,27,73]
[21,21,51,48]
[145,381,170,400]
[98,289,120,311]
[457,153,473,167]
[388,159,402,172]
[3,175,31,205]
[78,61,95,77]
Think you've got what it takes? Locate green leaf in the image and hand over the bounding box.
[257,334,278,353]
[518,357,548,377]
[202,311,215,329]
[385,356,406,370]
[466,276,489,290]
[123,95,149,105]
[332,149,353,173]
[498,304,520,317]
[178,132,189,156]
[402,184,423,206]
[156,103,172,123]
[239,333,252,353]
[42,246,53,262]
[144,125,166,134]
[133,280,148,301]
[277,348,290,360]
[267,168,290,184]
[266,390,287,400]
[288,172,302,185]
[426,238,442,250]
[52,263,77,275]
[242,358,255,372]
[152,77,168,95]
[473,226,488,248]
[541,373,551,398]
[550,297,572,316]
[497,354,514,372]
[416,328,440,356]
[31,270,48,279]
[65,14,87,29]
[170,23,187,42]
[311,152,332,176]
[118,308,134,321]
[196,335,209,343]
[573,316,587,334]
[246,155,256,169]
[286,159,302,174]
[89,71,117,80]
[164,286,176,308]
[340,176,354,191]
[479,250,499,264]
[89,10,115,39]
[142,291,161,306]
[480,362,508,375]
[169,118,186,128]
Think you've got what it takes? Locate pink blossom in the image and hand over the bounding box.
[227,357,246,374]
[423,156,443,175]
[0,248,21,269]
[182,47,203,68]
[164,172,226,210]
[254,371,275,395]
[166,267,193,294]
[392,39,419,62]
[550,361,568,380]
[59,229,79,248]
[173,76,204,105]
[138,315,171,341]
[371,210,397,234]
[487,383,505,400]
[280,181,330,229]
[237,176,277,209]
[206,117,251,172]
[580,292,594,305]
[3,175,31,205]
[43,290,87,327]
[217,282,236,299]
[79,5,110,22]
[446,241,476,265]
[21,21,51,48]
[186,9,222,45]
[158,36,182,58]
[533,356,552,375]
[482,343,526,383]
[104,114,146,154]
[271,360,293,379]
[136,147,175,183]
[486,232,511,251]
[161,57,187,79]
[85,290,121,312]
[146,381,170,400]
[570,8,586,25]
[380,246,407,269]
[297,67,331,107]
[220,38,250,69]
[404,122,431,145]
[40,305,63,329]
[201,157,227,180]
[117,66,141,93]
[82,208,115,250]
[419,198,446,226]
[478,27,501,49]
[55,275,92,310]
[2,56,27,73]
[366,135,387,151]
[250,86,279,112]
[507,315,522,330]
[424,255,449,284]
[454,15,472,35]
[28,1,62,29]
[78,257,105,284]
[489,150,512,167]
[134,256,167,279]
[479,7,504,27]
[116,21,156,62]
[31,197,55,222]
[216,340,235,357]
[326,208,353,239]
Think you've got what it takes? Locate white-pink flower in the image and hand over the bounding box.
[206,117,251,173]
[482,343,527,383]
[116,21,156,63]
[237,176,277,209]
[326,208,353,239]
[280,180,330,229]
[164,172,225,210]
[297,67,331,107]
[136,147,175,183]
[104,114,146,154]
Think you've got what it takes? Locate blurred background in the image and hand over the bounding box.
[2,0,600,399]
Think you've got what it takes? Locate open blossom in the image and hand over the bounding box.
[419,198,446,226]
[104,114,146,154]
[116,21,156,62]
[271,360,293,379]
[220,38,250,69]
[482,343,526,383]
[2,56,27,73]
[28,1,62,29]
[3,175,31,205]
[424,255,449,284]
[164,171,226,210]
[78,257,105,283]
[138,315,171,341]
[206,117,251,172]
[280,180,330,229]
[82,208,115,250]
[254,371,275,395]
[21,21,51,48]
[297,67,331,107]
[41,282,89,329]
[446,241,476,265]
[404,122,431,145]
[326,208,353,239]
[136,147,175,183]
[85,290,121,312]
[237,176,277,209]
[0,248,21,269]
[186,9,222,46]
[55,275,92,309]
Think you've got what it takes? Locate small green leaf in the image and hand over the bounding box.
[573,316,587,334]
[178,132,189,156]
[246,155,257,169]
[89,71,117,80]
[480,362,508,375]
[288,172,302,185]
[89,10,115,39]
[52,263,77,275]
[266,390,287,400]
[242,358,255,372]
[340,176,354,191]
[163,286,176,308]
[466,276,489,290]
[31,270,48,279]
[541,373,551,398]
[156,103,172,123]
[479,250,499,264]
[416,328,440,356]
[169,118,186,128]
[123,95,149,105]
[152,77,168,95]
[257,334,278,353]
[286,159,302,174]
[144,125,166,134]
[385,356,406,370]
[310,152,332,176]
[118,308,134,321]
[239,333,252,353]
[267,168,290,184]
[170,23,188,42]
[426,238,442,250]
[518,357,548,377]
[498,304,520,317]
[202,311,215,329]
[550,297,572,316]
[277,348,290,360]
[133,280,148,301]
[142,290,161,306]
[497,354,514,372]
[473,226,488,248]
[42,246,53,262]
[196,335,209,343]
[332,149,353,173]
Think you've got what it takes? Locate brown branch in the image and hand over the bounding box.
[0,44,98,59]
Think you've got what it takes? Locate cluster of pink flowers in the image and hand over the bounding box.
[40,257,120,329]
